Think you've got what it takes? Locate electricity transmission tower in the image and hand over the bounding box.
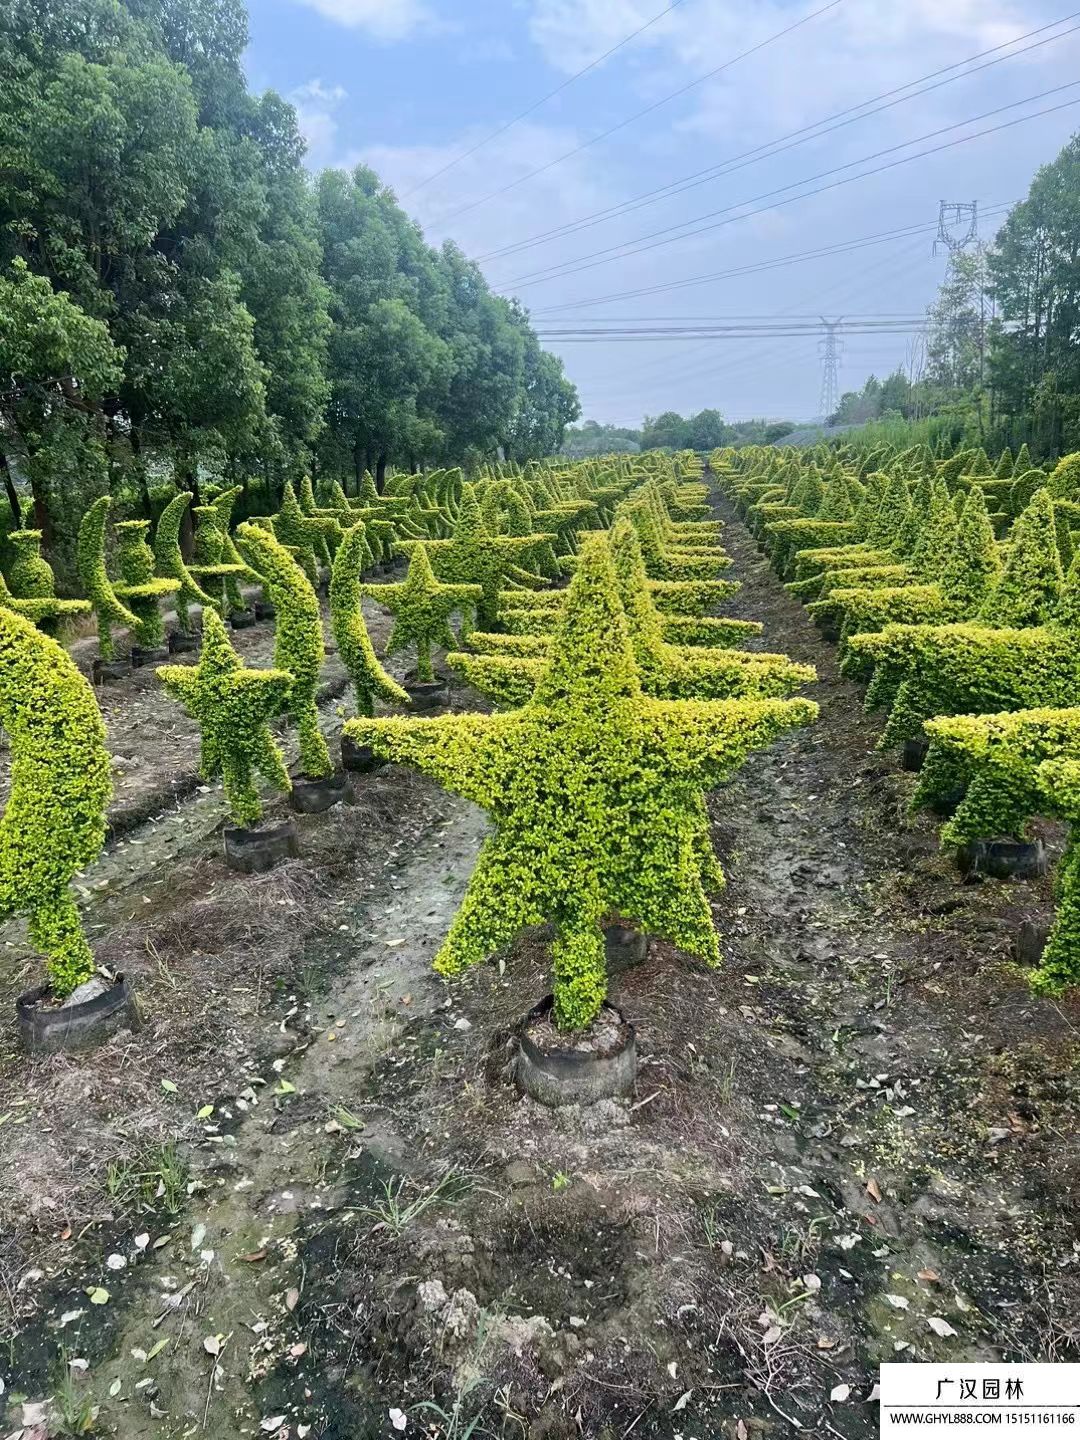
[933,200,978,256]
[819,318,843,422]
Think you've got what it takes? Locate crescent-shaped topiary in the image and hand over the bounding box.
[235,523,334,779]
[0,607,112,995]
[330,523,409,715]
[154,492,216,632]
[77,495,139,659]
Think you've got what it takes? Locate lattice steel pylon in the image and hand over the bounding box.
[819,317,843,422]
[933,200,979,256]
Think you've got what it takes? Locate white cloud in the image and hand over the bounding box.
[289,78,348,167]
[290,0,434,41]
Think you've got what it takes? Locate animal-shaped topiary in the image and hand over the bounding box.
[235,524,334,779]
[113,520,180,649]
[158,609,293,827]
[345,534,816,1032]
[363,544,482,685]
[330,523,409,715]
[0,608,111,995]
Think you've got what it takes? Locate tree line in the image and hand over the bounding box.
[0,0,580,576]
[828,130,1080,459]
[561,411,795,457]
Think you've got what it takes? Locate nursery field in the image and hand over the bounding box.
[1,452,1078,1440]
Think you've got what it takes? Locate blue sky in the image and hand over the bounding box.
[245,0,1080,427]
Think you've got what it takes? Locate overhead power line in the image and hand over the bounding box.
[428,0,845,227]
[499,85,1080,289]
[529,203,1016,315]
[475,12,1080,265]
[399,0,693,200]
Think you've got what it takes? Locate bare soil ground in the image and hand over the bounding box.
[1,487,1078,1440]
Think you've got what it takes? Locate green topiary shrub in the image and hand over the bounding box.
[188,505,249,617]
[236,523,334,780]
[979,489,1062,628]
[113,520,180,648]
[9,530,55,599]
[845,622,1080,749]
[363,543,481,684]
[1009,468,1046,518]
[77,495,139,659]
[1048,451,1080,502]
[398,485,548,629]
[0,607,111,995]
[273,479,337,573]
[911,476,957,579]
[345,534,817,1032]
[940,486,1001,612]
[154,492,215,632]
[157,609,293,827]
[330,523,409,715]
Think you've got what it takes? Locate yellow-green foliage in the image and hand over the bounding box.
[154,492,215,631]
[914,710,1080,991]
[363,543,482,685]
[114,520,179,648]
[398,484,544,629]
[2,531,90,631]
[824,583,956,641]
[940,486,1001,611]
[236,524,333,779]
[77,495,138,659]
[979,489,1062,628]
[330,523,409,715]
[766,520,859,579]
[274,479,336,571]
[158,609,293,827]
[189,504,249,616]
[844,622,1080,750]
[0,608,111,994]
[345,535,816,1032]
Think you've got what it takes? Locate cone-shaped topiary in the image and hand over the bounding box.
[77,495,139,659]
[911,476,958,580]
[363,543,482,685]
[0,607,111,995]
[330,523,409,715]
[995,447,1014,479]
[157,609,293,827]
[979,489,1062,629]
[397,484,546,629]
[866,472,911,550]
[940,485,1001,613]
[1014,443,1033,475]
[155,492,215,632]
[113,520,180,648]
[235,524,334,780]
[345,534,817,1032]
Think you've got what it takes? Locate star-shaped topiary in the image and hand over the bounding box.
[344,534,816,1032]
[362,544,481,684]
[397,484,547,628]
[157,608,293,827]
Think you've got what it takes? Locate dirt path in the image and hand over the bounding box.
[2,482,1078,1440]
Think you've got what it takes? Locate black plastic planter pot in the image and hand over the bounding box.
[958,838,1048,882]
[229,608,257,630]
[341,733,387,774]
[901,737,929,772]
[515,995,637,1108]
[223,818,299,873]
[404,670,450,710]
[131,644,170,668]
[1014,919,1049,967]
[603,923,648,974]
[815,618,840,645]
[168,630,199,655]
[289,770,349,814]
[92,656,132,684]
[254,601,276,622]
[17,975,140,1055]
